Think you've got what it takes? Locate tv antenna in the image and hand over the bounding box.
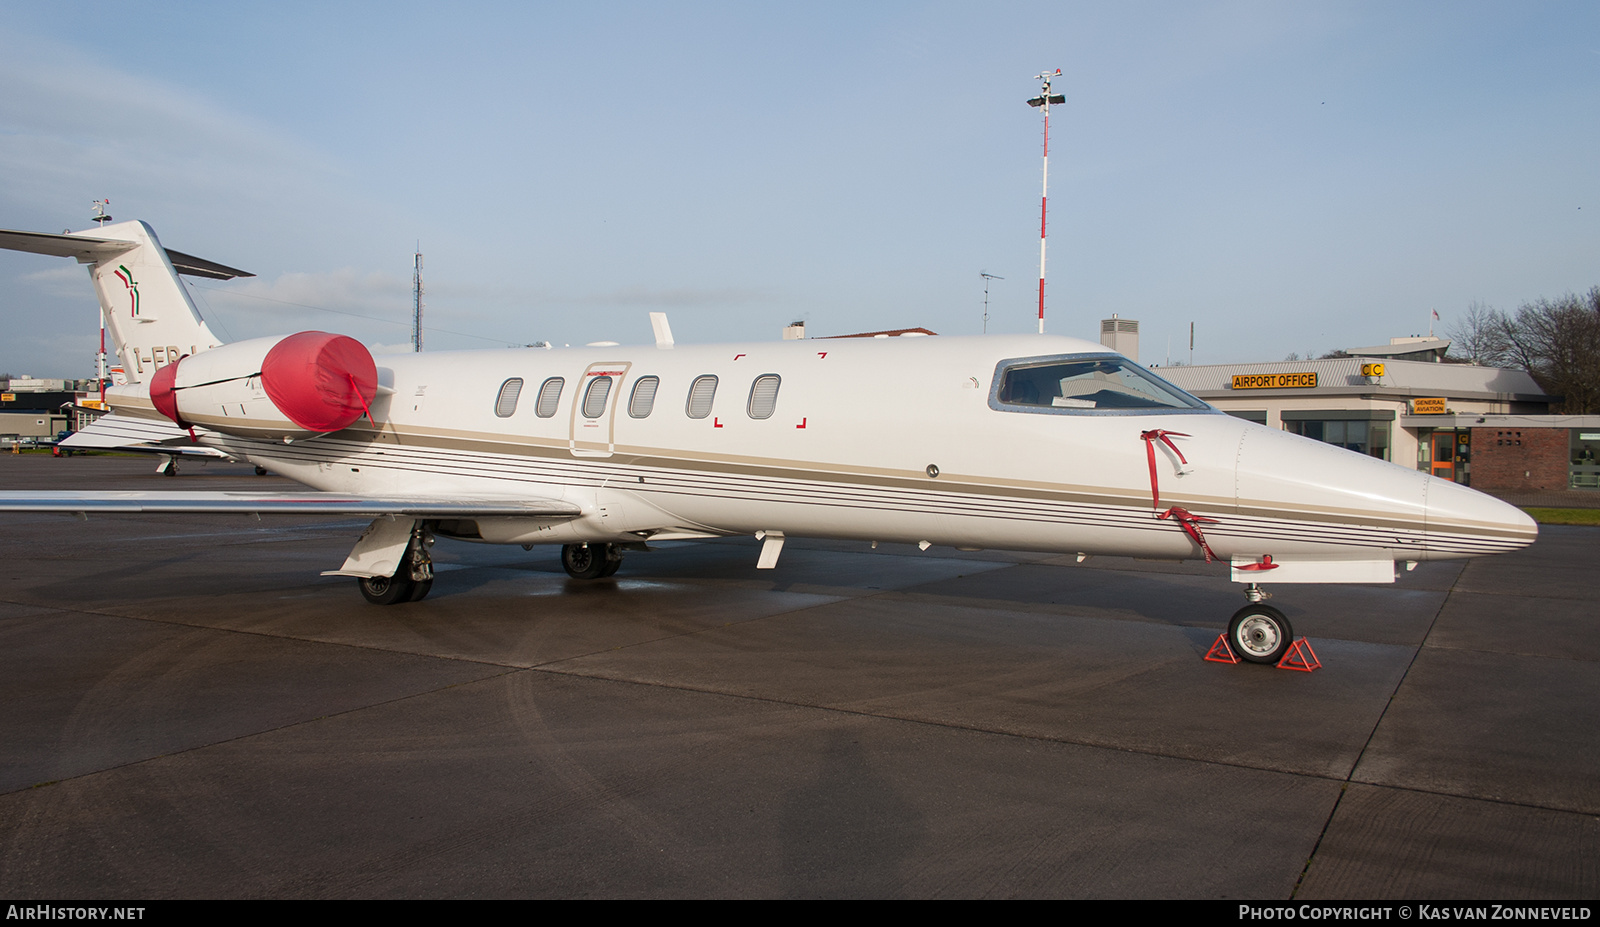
[980,272,1004,333]
[412,246,424,352]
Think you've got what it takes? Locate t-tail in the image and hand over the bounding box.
[0,220,250,383]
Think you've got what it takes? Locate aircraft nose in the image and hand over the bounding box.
[1424,475,1538,557]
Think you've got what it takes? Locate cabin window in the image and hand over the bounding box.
[686,375,718,419]
[582,376,614,419]
[535,377,564,417]
[494,378,523,418]
[992,355,1209,414]
[629,376,659,418]
[747,375,780,419]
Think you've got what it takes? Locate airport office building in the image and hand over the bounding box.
[1113,327,1600,493]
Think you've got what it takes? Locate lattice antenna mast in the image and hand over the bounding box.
[1027,69,1064,334]
[412,247,424,353]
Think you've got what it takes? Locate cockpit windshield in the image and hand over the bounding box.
[991,355,1211,414]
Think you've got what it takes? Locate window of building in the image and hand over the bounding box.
[629,377,659,418]
[747,375,780,419]
[494,378,523,418]
[1571,430,1600,489]
[687,375,718,419]
[1285,419,1390,460]
[535,377,564,417]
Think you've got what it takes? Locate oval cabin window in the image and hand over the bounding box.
[494,378,523,418]
[535,377,564,417]
[747,375,780,419]
[629,376,659,418]
[686,375,718,419]
[582,376,614,419]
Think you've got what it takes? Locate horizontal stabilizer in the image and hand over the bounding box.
[0,491,582,518]
[0,228,136,262]
[164,248,254,280]
[0,228,252,278]
[59,413,200,450]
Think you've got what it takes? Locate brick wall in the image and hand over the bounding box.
[1469,427,1568,491]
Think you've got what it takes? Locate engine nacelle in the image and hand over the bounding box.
[147,331,378,439]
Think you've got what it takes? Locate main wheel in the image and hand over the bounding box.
[561,543,616,579]
[359,573,416,605]
[407,578,434,602]
[1228,604,1294,664]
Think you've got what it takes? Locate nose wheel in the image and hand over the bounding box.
[1228,603,1293,664]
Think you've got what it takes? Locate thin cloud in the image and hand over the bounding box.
[0,29,338,219]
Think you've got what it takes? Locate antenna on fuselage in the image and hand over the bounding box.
[980,272,1004,334]
[412,246,424,352]
[1026,69,1064,335]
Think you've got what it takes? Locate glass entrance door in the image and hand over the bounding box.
[1430,432,1457,481]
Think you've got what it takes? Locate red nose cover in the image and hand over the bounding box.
[148,358,187,428]
[259,331,378,433]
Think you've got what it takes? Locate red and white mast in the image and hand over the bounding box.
[92,199,113,402]
[1027,70,1064,335]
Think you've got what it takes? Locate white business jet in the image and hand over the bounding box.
[0,220,1536,663]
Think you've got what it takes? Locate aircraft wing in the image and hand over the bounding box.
[0,491,582,517]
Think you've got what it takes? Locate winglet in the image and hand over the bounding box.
[650,312,675,348]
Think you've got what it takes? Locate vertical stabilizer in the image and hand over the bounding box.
[82,221,224,383]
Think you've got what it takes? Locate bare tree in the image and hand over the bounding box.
[1445,290,1600,411]
[1447,301,1512,366]
[1503,287,1600,413]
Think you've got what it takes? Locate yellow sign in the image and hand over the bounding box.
[1231,372,1318,390]
[1412,397,1448,414]
[0,393,13,402]
[1361,363,1386,377]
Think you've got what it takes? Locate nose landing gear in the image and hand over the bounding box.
[1228,584,1293,664]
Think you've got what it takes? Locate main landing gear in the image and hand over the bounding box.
[561,543,622,579]
[358,524,435,605]
[1227,584,1294,664]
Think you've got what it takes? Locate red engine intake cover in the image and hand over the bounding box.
[148,357,187,428]
[259,331,378,434]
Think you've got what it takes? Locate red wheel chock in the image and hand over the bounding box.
[1276,638,1321,672]
[1204,634,1238,663]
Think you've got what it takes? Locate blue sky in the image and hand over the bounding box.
[2,2,1597,377]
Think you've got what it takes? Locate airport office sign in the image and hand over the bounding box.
[1231,372,1318,390]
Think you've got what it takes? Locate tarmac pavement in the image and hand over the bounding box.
[0,455,1595,898]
